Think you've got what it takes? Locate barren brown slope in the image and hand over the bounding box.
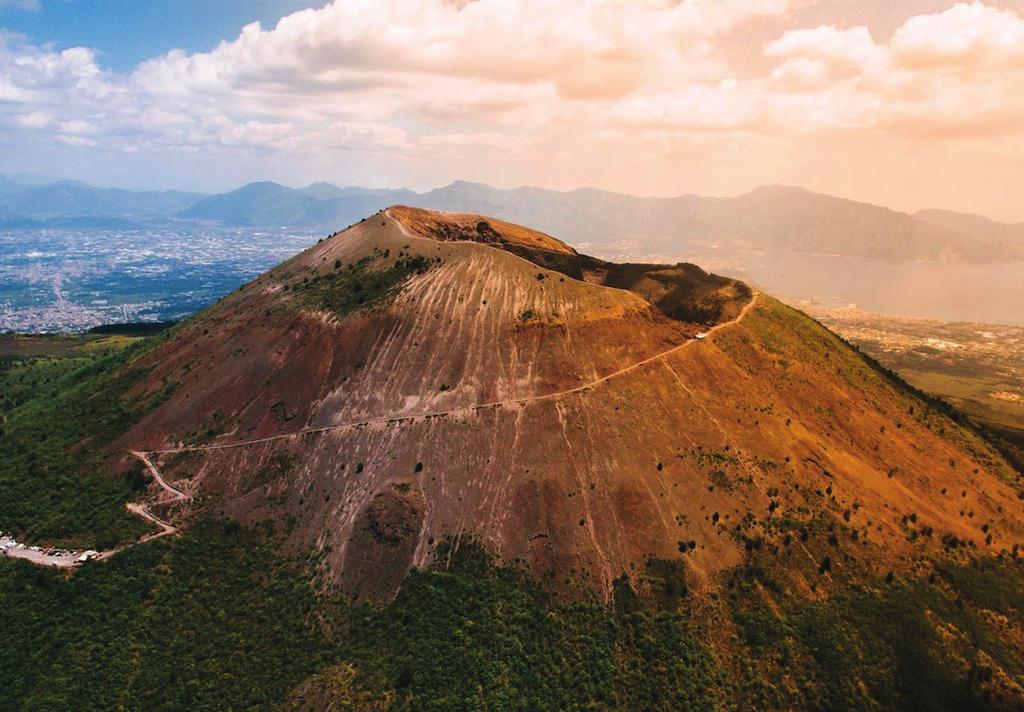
[108,208,1023,602]
[386,204,576,254]
[388,204,752,325]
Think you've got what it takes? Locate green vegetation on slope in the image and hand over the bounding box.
[0,335,176,548]
[291,249,437,319]
[3,519,1023,711]
[0,333,133,363]
[0,528,725,712]
[0,519,332,712]
[336,543,723,710]
[727,555,1024,710]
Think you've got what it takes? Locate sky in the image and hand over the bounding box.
[1,0,1023,220]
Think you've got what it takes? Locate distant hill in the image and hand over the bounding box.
[299,182,349,200]
[0,176,204,221]
[181,181,417,227]
[179,181,323,225]
[700,185,984,261]
[4,171,66,186]
[0,176,28,195]
[3,173,1021,263]
[916,208,1024,247]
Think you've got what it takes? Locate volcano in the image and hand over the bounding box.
[110,206,1023,602]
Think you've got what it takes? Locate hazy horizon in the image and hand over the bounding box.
[7,171,1022,227]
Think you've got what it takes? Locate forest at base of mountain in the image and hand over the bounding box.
[4,509,1024,711]
[1,297,1022,711]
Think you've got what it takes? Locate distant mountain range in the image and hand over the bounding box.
[0,175,202,224]
[411,182,1024,262]
[178,181,416,227]
[2,174,1021,262]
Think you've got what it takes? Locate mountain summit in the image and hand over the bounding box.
[104,206,1023,603]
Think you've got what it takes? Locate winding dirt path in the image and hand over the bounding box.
[385,207,417,239]
[124,502,176,536]
[144,291,760,457]
[3,464,182,568]
[131,450,187,500]
[101,451,189,557]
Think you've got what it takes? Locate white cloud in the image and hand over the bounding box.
[756,2,1024,138]
[769,58,830,91]
[16,110,52,127]
[891,1,1024,71]
[0,76,29,101]
[56,134,96,147]
[765,25,884,70]
[56,119,96,134]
